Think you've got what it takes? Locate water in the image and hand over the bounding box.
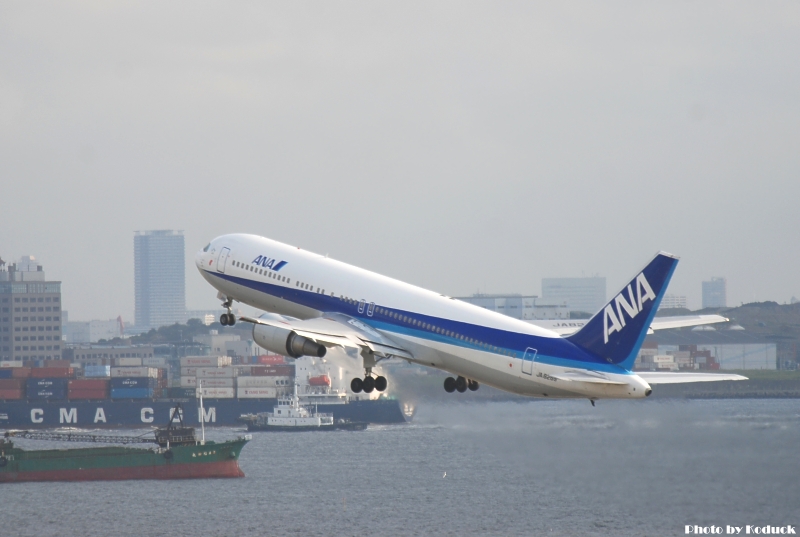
[4,399,800,536]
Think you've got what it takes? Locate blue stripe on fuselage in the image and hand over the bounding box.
[206,270,628,374]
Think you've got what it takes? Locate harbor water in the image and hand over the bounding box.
[3,398,799,536]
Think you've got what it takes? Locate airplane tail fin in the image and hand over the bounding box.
[566,252,679,371]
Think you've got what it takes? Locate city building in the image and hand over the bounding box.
[702,277,727,309]
[185,309,227,326]
[64,344,157,366]
[0,256,63,362]
[659,294,688,310]
[193,331,241,356]
[225,339,261,359]
[455,294,569,320]
[541,277,606,315]
[134,230,186,330]
[62,318,126,344]
[635,329,776,370]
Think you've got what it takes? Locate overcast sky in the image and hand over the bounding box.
[2,2,798,321]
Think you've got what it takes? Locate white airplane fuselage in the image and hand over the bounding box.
[196,234,652,400]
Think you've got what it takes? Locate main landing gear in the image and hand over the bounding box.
[350,370,388,394]
[219,297,236,326]
[443,376,479,393]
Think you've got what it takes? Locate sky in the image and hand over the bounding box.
[2,2,799,321]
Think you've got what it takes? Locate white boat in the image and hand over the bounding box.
[241,383,366,432]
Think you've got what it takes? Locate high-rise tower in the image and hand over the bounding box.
[702,277,727,309]
[0,256,62,362]
[134,230,185,329]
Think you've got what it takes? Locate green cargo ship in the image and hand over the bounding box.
[0,405,250,482]
[0,437,248,482]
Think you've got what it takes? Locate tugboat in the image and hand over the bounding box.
[0,402,251,482]
[240,383,367,432]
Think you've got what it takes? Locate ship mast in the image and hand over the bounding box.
[198,379,206,445]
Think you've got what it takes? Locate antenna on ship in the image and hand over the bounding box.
[199,379,206,445]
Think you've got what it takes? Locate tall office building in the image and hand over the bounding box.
[541,277,606,315]
[702,277,727,309]
[0,256,63,362]
[659,294,688,310]
[134,230,185,329]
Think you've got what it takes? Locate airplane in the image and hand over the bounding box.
[195,234,745,402]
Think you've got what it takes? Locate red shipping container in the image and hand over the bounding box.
[0,389,24,400]
[67,390,108,400]
[68,379,109,391]
[257,354,286,365]
[12,367,32,378]
[31,367,74,378]
[0,378,24,390]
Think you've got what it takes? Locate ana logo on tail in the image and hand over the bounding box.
[603,272,656,344]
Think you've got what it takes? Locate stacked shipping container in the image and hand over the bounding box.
[67,379,109,400]
[0,378,25,399]
[1,354,296,401]
[178,356,294,399]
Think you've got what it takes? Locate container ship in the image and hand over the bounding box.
[0,354,414,429]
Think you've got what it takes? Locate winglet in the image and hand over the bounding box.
[567,252,679,371]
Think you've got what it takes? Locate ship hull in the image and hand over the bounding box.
[0,439,247,483]
[246,421,368,432]
[0,398,412,429]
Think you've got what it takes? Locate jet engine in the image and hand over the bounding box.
[252,324,326,358]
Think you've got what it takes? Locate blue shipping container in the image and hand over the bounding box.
[110,377,157,389]
[26,378,68,400]
[0,369,14,379]
[84,365,111,378]
[110,388,154,399]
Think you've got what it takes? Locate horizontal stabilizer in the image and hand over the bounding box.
[528,314,729,336]
[550,371,627,385]
[649,314,729,331]
[637,372,748,384]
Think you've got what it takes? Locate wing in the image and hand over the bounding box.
[636,372,747,384]
[528,314,729,336]
[240,312,414,360]
[648,314,729,331]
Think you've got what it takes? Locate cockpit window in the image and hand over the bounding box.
[203,243,211,252]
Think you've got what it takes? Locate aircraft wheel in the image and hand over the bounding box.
[468,380,479,391]
[228,314,236,326]
[443,377,456,393]
[374,376,387,392]
[455,376,467,393]
[350,378,363,393]
[220,314,229,326]
[362,376,375,393]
